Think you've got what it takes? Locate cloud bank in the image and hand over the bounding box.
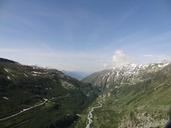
[112,49,171,68]
[112,50,133,67]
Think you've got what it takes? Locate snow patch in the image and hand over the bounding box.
[4,68,9,73]
[7,76,11,80]
[2,97,9,100]
[31,71,47,76]
[24,73,28,77]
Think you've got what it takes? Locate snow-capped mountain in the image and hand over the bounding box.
[82,62,171,128]
[83,62,170,89]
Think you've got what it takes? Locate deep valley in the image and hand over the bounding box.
[0,58,171,128]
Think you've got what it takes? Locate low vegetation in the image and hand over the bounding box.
[78,64,171,128]
[0,58,99,128]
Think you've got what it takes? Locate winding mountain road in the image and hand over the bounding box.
[0,94,70,122]
[0,99,48,121]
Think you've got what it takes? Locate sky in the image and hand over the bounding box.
[0,0,171,72]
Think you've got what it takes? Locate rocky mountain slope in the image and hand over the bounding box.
[0,58,99,128]
[79,62,171,128]
[83,63,169,89]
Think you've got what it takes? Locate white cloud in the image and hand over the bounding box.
[142,54,171,63]
[143,54,154,57]
[112,50,133,67]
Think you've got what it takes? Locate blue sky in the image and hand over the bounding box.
[0,0,171,72]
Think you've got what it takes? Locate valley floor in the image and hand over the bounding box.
[85,96,104,128]
[75,84,171,128]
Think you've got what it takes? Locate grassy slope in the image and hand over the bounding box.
[76,65,171,128]
[0,59,98,128]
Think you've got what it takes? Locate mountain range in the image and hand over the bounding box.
[63,71,90,80]
[0,58,171,128]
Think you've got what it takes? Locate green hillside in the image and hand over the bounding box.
[1,58,171,128]
[0,58,98,128]
[77,64,171,128]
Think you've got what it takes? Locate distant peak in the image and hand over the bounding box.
[112,62,170,73]
[112,63,137,69]
[0,58,18,64]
